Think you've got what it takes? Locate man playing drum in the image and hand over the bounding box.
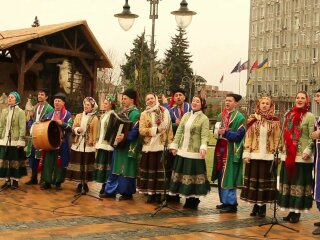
[25,88,53,185]
[40,93,73,190]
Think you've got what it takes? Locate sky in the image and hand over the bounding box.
[0,0,250,96]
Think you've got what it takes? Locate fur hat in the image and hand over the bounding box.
[53,92,66,103]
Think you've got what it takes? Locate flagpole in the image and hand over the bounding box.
[239,58,241,94]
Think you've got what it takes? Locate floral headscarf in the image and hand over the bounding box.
[83,97,98,113]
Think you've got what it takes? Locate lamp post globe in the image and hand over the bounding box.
[171,0,197,29]
[114,0,138,31]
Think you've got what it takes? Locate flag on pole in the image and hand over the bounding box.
[219,74,224,83]
[239,60,248,72]
[246,76,253,85]
[257,58,268,72]
[230,61,241,73]
[250,60,259,72]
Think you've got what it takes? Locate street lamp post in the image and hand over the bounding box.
[114,0,196,91]
[180,75,201,100]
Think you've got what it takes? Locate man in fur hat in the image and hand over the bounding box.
[100,88,140,200]
[212,93,246,213]
[40,92,73,190]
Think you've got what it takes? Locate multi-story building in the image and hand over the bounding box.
[247,0,320,115]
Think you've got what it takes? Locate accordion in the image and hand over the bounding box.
[104,112,132,148]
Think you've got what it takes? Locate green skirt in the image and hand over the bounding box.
[278,162,313,211]
[93,149,113,183]
[169,155,210,197]
[0,146,27,179]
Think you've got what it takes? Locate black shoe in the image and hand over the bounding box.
[189,198,200,210]
[99,183,106,195]
[25,178,38,185]
[183,198,192,209]
[167,194,180,203]
[155,194,162,204]
[40,182,51,190]
[119,194,133,201]
[219,205,237,213]
[146,194,156,203]
[216,203,227,209]
[55,182,62,191]
[12,180,18,188]
[283,212,294,221]
[99,192,116,198]
[313,227,320,235]
[76,183,82,193]
[314,222,320,227]
[1,180,11,189]
[83,183,89,193]
[250,204,259,217]
[258,204,266,218]
[289,213,301,223]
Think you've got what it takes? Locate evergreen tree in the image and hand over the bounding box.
[31,16,40,27]
[121,31,152,107]
[163,27,193,90]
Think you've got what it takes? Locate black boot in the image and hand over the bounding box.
[183,198,192,209]
[146,194,156,203]
[250,204,259,217]
[155,194,162,204]
[258,204,266,218]
[189,198,200,210]
[25,170,38,185]
[83,183,89,193]
[99,183,106,194]
[289,213,301,223]
[40,182,52,190]
[55,182,62,191]
[76,183,82,193]
[12,180,19,188]
[283,212,294,221]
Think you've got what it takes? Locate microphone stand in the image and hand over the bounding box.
[259,111,298,237]
[151,118,184,217]
[71,126,102,204]
[0,106,27,193]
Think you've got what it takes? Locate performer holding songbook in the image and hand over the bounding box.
[66,97,99,193]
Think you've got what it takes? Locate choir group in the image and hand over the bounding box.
[0,87,320,235]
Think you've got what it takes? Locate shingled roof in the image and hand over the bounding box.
[0,20,112,68]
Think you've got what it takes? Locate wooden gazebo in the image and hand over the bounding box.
[0,20,112,112]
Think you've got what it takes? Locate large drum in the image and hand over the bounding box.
[32,120,63,150]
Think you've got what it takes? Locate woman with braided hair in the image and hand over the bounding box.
[240,97,280,217]
[278,91,315,223]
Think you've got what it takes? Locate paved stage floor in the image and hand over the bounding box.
[0,176,319,240]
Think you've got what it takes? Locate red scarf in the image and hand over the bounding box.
[283,105,309,179]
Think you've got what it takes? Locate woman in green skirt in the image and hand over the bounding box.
[94,96,116,195]
[169,96,210,209]
[278,91,315,223]
[0,91,27,188]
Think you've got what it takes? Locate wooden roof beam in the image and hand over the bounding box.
[79,57,94,79]
[27,43,97,60]
[24,50,44,73]
[61,32,74,50]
